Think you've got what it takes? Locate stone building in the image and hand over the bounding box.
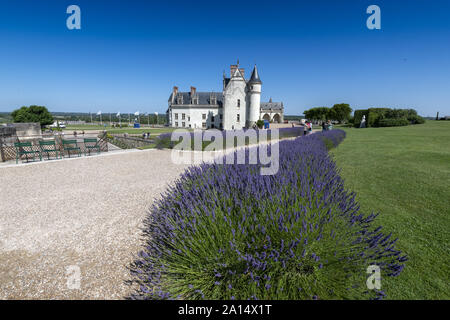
[166,62,284,130]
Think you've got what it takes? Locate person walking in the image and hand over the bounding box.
[327,120,333,130]
[322,121,327,132]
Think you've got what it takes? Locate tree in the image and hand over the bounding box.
[304,107,330,122]
[330,103,352,123]
[11,105,54,127]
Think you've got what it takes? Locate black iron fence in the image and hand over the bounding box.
[0,132,109,162]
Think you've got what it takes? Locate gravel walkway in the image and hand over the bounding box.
[0,149,191,299]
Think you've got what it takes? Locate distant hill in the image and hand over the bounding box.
[284,115,305,121]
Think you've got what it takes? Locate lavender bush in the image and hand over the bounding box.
[130,129,406,300]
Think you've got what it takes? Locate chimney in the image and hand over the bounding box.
[230,64,238,77]
[190,86,196,96]
[172,86,178,103]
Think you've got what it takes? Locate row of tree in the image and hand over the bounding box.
[304,103,352,123]
[10,106,167,127]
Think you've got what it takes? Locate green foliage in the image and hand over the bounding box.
[256,119,265,129]
[304,107,330,121]
[320,137,336,150]
[367,108,391,127]
[11,105,54,127]
[354,108,424,128]
[408,115,425,124]
[330,103,352,123]
[377,118,409,127]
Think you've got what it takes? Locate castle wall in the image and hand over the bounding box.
[170,107,221,129]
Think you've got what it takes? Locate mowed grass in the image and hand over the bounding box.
[64,125,179,136]
[331,121,450,299]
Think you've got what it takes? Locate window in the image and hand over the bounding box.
[182,113,185,120]
[237,114,240,122]
[202,122,206,128]
[237,99,240,108]
[182,122,185,127]
[175,122,178,127]
[175,113,178,120]
[220,114,223,120]
[211,116,215,122]
[202,114,206,120]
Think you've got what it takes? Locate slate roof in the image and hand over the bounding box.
[260,101,283,111]
[169,92,223,107]
[248,65,262,84]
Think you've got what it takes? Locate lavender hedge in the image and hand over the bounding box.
[130,129,406,300]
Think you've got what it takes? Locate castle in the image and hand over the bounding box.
[166,62,284,130]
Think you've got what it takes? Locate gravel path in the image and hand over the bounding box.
[0,149,191,299]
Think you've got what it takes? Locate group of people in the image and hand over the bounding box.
[321,120,333,132]
[142,132,152,139]
[73,130,85,137]
[298,121,313,135]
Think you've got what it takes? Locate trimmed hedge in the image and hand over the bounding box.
[377,118,409,127]
[130,130,406,300]
[354,108,425,127]
[367,108,391,127]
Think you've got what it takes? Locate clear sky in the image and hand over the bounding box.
[0,0,449,116]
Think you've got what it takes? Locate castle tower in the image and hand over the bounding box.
[223,61,247,130]
[247,65,262,128]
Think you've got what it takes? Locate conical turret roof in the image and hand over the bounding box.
[248,65,262,84]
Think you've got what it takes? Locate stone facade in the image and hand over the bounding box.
[167,62,284,130]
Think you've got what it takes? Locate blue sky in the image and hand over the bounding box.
[0,0,449,116]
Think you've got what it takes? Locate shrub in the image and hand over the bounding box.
[377,118,409,127]
[256,120,264,129]
[367,108,391,127]
[408,115,425,124]
[129,130,406,300]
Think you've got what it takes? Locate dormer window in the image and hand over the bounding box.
[210,95,217,105]
[177,94,183,104]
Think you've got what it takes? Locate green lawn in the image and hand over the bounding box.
[65,125,179,136]
[331,121,450,299]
